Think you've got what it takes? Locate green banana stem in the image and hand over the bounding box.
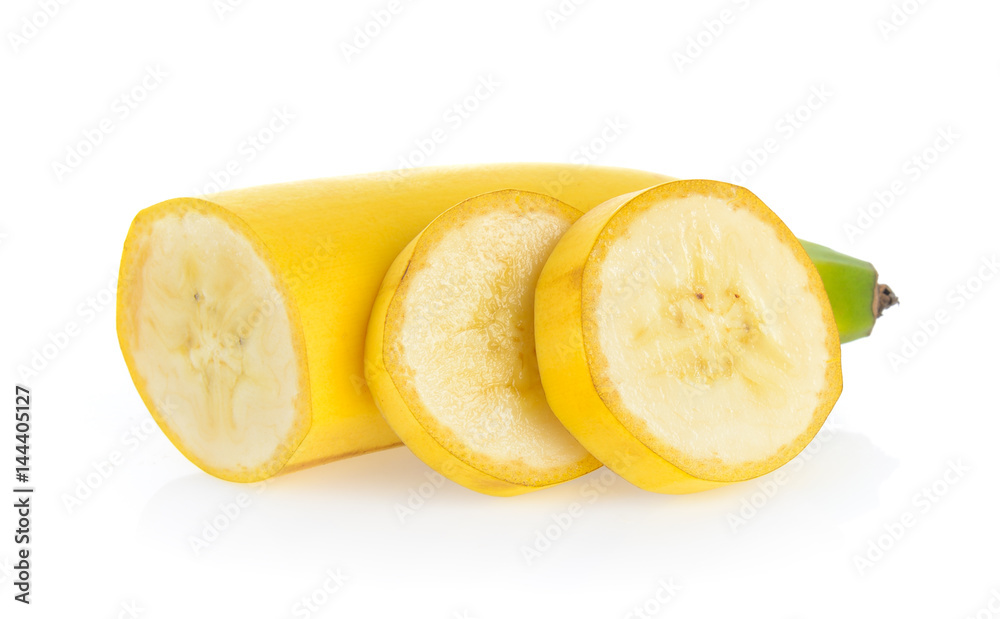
[799,239,898,343]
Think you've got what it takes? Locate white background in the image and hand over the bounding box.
[2,0,999,617]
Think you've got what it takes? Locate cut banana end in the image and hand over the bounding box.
[535,180,843,493]
[365,190,600,496]
[118,201,311,482]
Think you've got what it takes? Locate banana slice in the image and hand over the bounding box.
[534,180,843,493]
[365,190,599,496]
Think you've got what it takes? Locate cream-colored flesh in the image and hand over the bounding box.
[124,210,301,474]
[591,194,831,469]
[393,207,587,476]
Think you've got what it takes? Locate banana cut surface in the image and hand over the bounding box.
[118,202,309,481]
[534,180,843,493]
[365,190,600,496]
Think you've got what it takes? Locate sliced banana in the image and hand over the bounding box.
[365,190,599,496]
[535,180,843,493]
[117,165,675,483]
[118,204,309,480]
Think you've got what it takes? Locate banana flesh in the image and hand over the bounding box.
[366,190,599,495]
[122,208,304,477]
[534,181,844,493]
[589,190,835,479]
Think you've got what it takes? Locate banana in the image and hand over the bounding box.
[534,180,845,493]
[117,164,674,482]
[118,164,894,485]
[364,190,599,496]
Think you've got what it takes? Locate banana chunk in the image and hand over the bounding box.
[535,180,843,493]
[365,190,599,496]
